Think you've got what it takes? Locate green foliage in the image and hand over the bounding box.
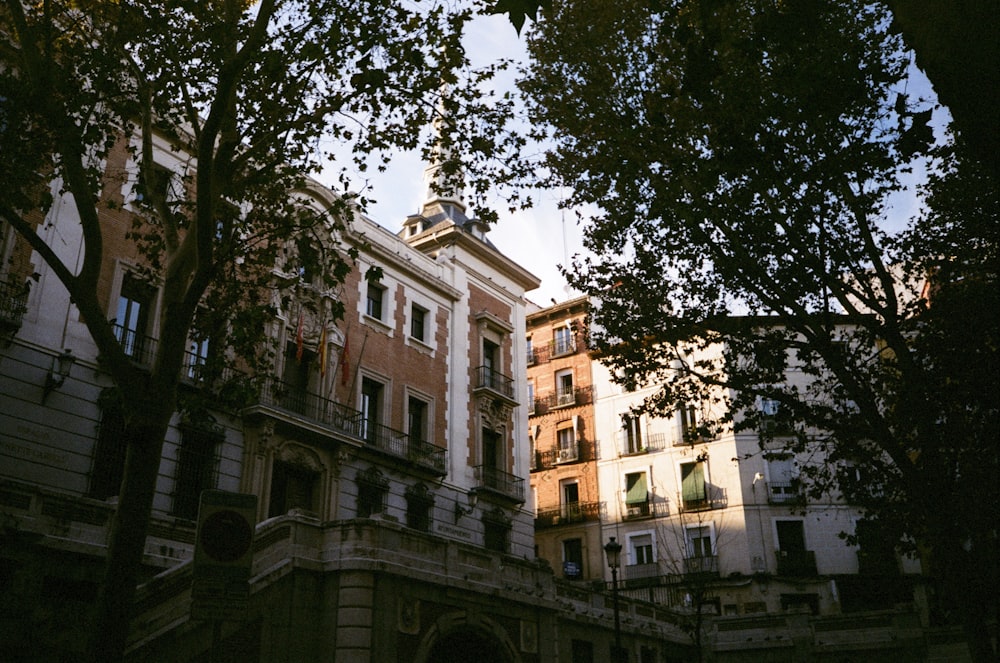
[0,2,517,660]
[521,0,998,641]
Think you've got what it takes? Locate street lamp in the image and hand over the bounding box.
[604,536,623,662]
[43,349,75,403]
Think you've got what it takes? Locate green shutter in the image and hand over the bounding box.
[625,472,648,505]
[682,462,706,502]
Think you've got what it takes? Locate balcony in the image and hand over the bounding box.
[474,465,525,503]
[682,555,719,576]
[623,499,669,520]
[555,389,576,407]
[775,549,817,577]
[549,336,576,358]
[245,375,447,476]
[112,323,158,366]
[534,501,601,528]
[622,562,661,588]
[473,365,517,404]
[532,386,594,415]
[616,430,668,456]
[0,278,29,339]
[767,480,803,505]
[531,441,597,471]
[677,488,727,513]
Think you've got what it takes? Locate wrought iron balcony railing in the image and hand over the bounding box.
[534,501,601,528]
[767,480,803,505]
[531,440,597,471]
[474,365,516,401]
[683,555,719,576]
[677,488,727,513]
[249,375,446,475]
[112,323,158,366]
[549,336,577,357]
[474,464,525,502]
[623,499,670,520]
[0,278,29,337]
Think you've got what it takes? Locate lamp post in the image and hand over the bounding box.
[604,536,623,662]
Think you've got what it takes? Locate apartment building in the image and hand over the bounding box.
[527,298,935,660]
[526,296,605,583]
[0,133,698,661]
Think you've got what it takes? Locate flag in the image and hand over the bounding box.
[339,329,350,386]
[318,324,328,377]
[295,309,304,363]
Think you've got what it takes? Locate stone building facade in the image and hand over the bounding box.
[0,136,696,662]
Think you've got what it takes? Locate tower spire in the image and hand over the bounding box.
[421,86,466,220]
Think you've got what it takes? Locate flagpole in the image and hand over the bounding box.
[349,330,369,399]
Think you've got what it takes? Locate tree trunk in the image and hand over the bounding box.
[85,408,173,663]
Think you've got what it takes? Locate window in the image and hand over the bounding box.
[88,400,129,500]
[621,413,644,454]
[405,483,434,531]
[365,282,384,320]
[114,274,156,362]
[526,337,536,365]
[562,538,583,579]
[680,402,699,442]
[527,381,535,413]
[681,460,708,508]
[410,303,427,341]
[185,335,210,379]
[360,377,384,443]
[625,471,649,517]
[556,369,574,406]
[172,425,221,520]
[553,324,574,356]
[482,427,503,470]
[767,455,799,502]
[557,424,576,462]
[561,481,580,519]
[282,341,313,414]
[268,461,318,517]
[629,532,654,565]
[483,509,511,553]
[407,396,429,445]
[686,525,713,558]
[357,467,388,518]
[482,338,500,374]
[134,162,172,205]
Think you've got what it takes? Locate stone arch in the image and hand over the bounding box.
[413,611,521,663]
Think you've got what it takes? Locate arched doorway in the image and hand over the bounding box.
[426,627,509,663]
[415,613,520,663]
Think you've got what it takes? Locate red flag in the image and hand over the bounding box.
[318,324,328,377]
[339,330,350,386]
[295,310,304,363]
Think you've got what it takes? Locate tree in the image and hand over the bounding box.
[519,0,998,659]
[0,1,517,660]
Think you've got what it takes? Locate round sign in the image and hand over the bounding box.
[199,509,253,562]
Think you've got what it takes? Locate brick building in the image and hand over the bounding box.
[0,133,693,662]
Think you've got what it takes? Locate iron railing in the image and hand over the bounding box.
[250,375,446,475]
[0,278,29,335]
[535,501,601,528]
[474,464,525,502]
[474,365,516,401]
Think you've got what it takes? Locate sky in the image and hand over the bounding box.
[340,12,584,307]
[341,10,941,310]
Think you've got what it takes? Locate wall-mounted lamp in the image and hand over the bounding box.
[752,472,765,487]
[43,349,75,402]
[454,489,479,522]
